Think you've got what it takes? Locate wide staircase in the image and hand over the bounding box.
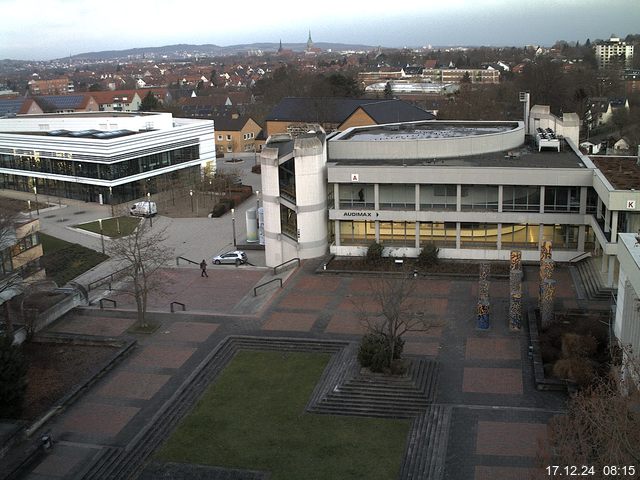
[573,256,616,301]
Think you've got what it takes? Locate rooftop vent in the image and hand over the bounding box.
[535,127,560,152]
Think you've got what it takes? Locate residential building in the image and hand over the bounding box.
[0,217,45,307]
[28,77,74,95]
[212,113,262,154]
[260,105,639,293]
[265,97,434,137]
[90,90,143,112]
[0,111,215,204]
[595,36,634,69]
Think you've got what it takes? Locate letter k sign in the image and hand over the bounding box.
[627,200,636,209]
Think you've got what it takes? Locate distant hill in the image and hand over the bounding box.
[67,42,376,61]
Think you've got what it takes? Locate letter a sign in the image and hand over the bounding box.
[351,173,359,182]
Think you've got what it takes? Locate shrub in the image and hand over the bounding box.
[417,243,439,267]
[251,164,261,174]
[0,336,27,418]
[552,357,596,386]
[365,242,384,266]
[210,203,229,218]
[561,333,598,358]
[358,332,404,373]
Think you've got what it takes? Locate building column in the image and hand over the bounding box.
[538,223,544,249]
[579,186,587,215]
[602,252,608,274]
[497,223,502,250]
[539,186,545,213]
[578,225,586,251]
[456,222,461,249]
[605,208,611,233]
[375,220,380,243]
[497,185,503,213]
[456,184,462,212]
[335,220,341,247]
[374,184,379,210]
[608,255,616,288]
[415,222,420,248]
[597,197,603,220]
[415,184,420,212]
[333,183,340,209]
[611,211,619,242]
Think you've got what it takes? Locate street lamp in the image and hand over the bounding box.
[147,191,152,227]
[256,190,260,211]
[190,189,194,213]
[98,218,105,254]
[231,208,237,246]
[27,200,32,218]
[33,184,39,215]
[109,186,114,218]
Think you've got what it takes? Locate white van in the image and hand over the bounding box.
[129,201,157,217]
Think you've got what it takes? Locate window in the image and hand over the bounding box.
[503,186,540,212]
[339,184,374,209]
[419,222,456,247]
[544,186,580,212]
[379,184,415,209]
[227,145,233,152]
[501,224,540,248]
[459,223,498,248]
[421,184,456,210]
[379,222,415,246]
[217,135,222,141]
[460,185,499,211]
[339,221,375,245]
[280,204,298,240]
[226,135,232,141]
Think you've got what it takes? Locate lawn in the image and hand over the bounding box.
[157,350,410,480]
[74,216,140,238]
[40,233,108,285]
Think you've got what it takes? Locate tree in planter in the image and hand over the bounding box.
[106,220,171,330]
[535,346,640,477]
[357,273,439,373]
[365,241,384,266]
[0,335,27,418]
[416,243,439,268]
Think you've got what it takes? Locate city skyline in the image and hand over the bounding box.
[1,0,639,61]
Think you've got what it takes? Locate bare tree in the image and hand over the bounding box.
[536,346,640,479]
[0,205,26,338]
[107,220,171,329]
[357,273,440,371]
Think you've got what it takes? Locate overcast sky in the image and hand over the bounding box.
[1,0,639,60]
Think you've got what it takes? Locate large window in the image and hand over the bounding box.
[379,184,415,210]
[459,223,498,248]
[418,221,456,247]
[420,184,456,210]
[460,185,499,211]
[503,186,540,212]
[379,222,416,246]
[339,221,375,245]
[339,184,374,209]
[278,158,296,203]
[501,224,540,248]
[280,205,297,240]
[544,186,580,212]
[544,224,579,249]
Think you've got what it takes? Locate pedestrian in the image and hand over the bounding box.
[200,259,208,277]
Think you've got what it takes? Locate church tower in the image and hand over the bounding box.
[306,30,313,51]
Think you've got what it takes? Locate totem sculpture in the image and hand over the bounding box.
[540,278,556,327]
[477,262,491,330]
[509,250,523,331]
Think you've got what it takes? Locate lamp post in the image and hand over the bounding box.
[147,191,152,227]
[33,185,39,215]
[98,218,105,254]
[27,200,32,218]
[109,186,114,218]
[256,190,260,211]
[231,208,237,247]
[190,189,194,213]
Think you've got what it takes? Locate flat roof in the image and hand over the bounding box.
[340,122,518,141]
[591,156,640,190]
[329,138,587,169]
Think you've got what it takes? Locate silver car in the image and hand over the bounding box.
[212,250,247,265]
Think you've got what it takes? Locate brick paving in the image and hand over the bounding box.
[15,260,587,480]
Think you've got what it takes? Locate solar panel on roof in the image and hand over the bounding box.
[48,129,70,136]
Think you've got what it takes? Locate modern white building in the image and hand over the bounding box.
[595,35,635,69]
[260,106,640,289]
[0,111,215,203]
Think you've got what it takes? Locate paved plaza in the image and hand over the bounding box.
[4,255,602,480]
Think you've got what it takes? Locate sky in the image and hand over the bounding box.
[1,0,639,60]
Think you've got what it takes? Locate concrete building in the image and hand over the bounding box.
[0,111,215,204]
[595,35,634,69]
[212,113,262,154]
[260,106,640,288]
[28,77,74,96]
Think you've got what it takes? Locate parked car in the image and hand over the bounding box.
[212,250,247,265]
[129,201,157,217]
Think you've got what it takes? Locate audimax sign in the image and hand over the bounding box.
[342,211,379,217]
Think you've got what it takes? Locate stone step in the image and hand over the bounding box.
[309,403,423,418]
[399,405,451,480]
[576,259,615,301]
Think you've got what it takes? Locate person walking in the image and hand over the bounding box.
[200,259,208,277]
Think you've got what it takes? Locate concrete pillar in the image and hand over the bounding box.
[611,211,619,242]
[415,184,420,212]
[476,300,490,330]
[415,222,420,249]
[509,267,523,331]
[335,220,341,247]
[497,185,503,213]
[456,184,462,212]
[374,184,379,210]
[539,185,545,213]
[333,183,340,209]
[578,225,586,251]
[497,223,502,250]
[605,208,611,233]
[540,278,556,328]
[601,253,608,274]
[375,220,380,243]
[608,255,616,288]
[597,197,603,220]
[538,224,544,249]
[456,222,461,249]
[579,186,587,215]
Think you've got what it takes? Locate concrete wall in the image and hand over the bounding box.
[528,105,580,146]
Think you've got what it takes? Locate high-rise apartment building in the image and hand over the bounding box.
[595,35,634,69]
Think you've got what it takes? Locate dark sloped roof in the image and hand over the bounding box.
[357,100,435,124]
[32,95,88,112]
[266,97,434,125]
[212,114,251,131]
[0,99,26,116]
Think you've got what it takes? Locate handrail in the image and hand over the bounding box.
[568,251,591,263]
[254,278,283,296]
[176,256,199,266]
[99,298,117,309]
[273,257,300,275]
[170,301,186,312]
[88,266,131,292]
